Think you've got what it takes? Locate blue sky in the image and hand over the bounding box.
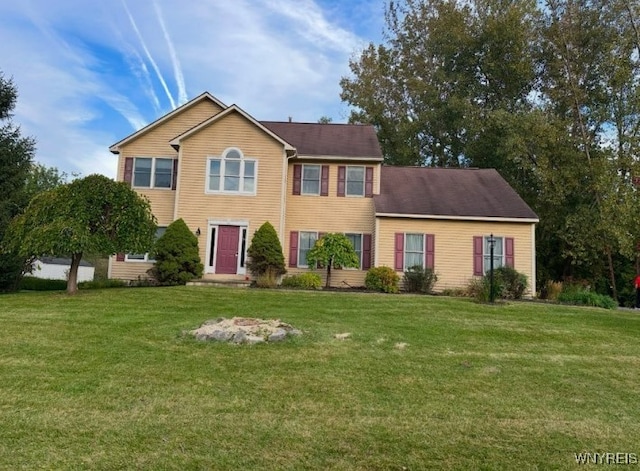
[0,0,385,178]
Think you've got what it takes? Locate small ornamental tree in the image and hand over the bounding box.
[148,219,203,285]
[5,174,157,294]
[246,221,286,278]
[306,233,360,288]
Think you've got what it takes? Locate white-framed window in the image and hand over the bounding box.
[404,233,424,269]
[126,226,167,262]
[298,231,318,267]
[483,236,504,274]
[345,233,362,269]
[346,166,365,197]
[133,158,173,189]
[302,165,321,195]
[207,148,257,195]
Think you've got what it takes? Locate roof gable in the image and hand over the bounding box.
[169,105,295,151]
[374,167,538,221]
[109,92,227,153]
[261,121,383,160]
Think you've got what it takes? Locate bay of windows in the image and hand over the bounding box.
[207,148,256,194]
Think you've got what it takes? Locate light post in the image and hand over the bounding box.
[488,234,496,303]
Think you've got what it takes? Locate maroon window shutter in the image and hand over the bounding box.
[124,157,133,186]
[426,234,435,269]
[362,234,372,270]
[505,237,515,268]
[171,159,178,190]
[116,253,125,262]
[365,167,374,197]
[337,166,346,197]
[293,165,302,195]
[321,165,329,196]
[394,233,404,271]
[473,236,484,276]
[289,231,299,267]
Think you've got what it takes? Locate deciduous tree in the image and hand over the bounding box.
[6,174,156,294]
[306,233,360,288]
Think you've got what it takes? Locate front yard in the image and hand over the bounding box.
[0,287,638,469]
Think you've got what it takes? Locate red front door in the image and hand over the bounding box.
[215,226,240,274]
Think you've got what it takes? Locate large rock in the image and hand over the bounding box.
[191,317,303,344]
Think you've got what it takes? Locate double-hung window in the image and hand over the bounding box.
[302,165,321,195]
[483,236,504,274]
[126,226,167,262]
[404,233,424,269]
[207,148,256,195]
[133,158,173,189]
[298,232,318,267]
[346,166,365,196]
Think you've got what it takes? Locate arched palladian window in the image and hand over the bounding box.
[206,147,257,195]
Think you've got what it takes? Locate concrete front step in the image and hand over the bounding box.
[186,279,252,288]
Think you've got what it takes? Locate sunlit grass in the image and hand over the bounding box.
[0,287,639,469]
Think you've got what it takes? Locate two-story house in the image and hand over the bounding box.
[108,92,539,294]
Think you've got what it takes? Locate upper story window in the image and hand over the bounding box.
[207,148,256,195]
[338,165,374,197]
[302,165,321,195]
[133,158,173,189]
[346,166,365,196]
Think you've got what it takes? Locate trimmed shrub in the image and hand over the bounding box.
[148,219,203,285]
[493,266,528,300]
[403,265,438,294]
[78,279,127,290]
[246,222,286,277]
[281,273,322,290]
[558,285,617,309]
[19,277,67,291]
[365,266,400,293]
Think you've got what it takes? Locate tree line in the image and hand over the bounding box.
[341,0,640,301]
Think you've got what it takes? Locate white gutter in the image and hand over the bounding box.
[375,212,539,224]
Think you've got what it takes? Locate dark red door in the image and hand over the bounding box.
[215,226,240,274]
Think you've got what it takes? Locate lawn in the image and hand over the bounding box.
[0,287,639,470]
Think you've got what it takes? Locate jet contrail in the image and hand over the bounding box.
[153,0,188,105]
[122,0,177,110]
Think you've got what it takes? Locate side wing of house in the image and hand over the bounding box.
[374,167,539,296]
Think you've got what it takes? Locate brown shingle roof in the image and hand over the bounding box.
[374,167,538,220]
[260,121,383,159]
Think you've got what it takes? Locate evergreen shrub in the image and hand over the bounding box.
[246,222,286,278]
[148,219,203,285]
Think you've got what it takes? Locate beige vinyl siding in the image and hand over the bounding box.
[376,217,535,294]
[174,111,287,274]
[284,162,380,287]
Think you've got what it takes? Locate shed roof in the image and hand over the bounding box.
[374,167,538,221]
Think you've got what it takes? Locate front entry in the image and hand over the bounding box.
[215,225,240,274]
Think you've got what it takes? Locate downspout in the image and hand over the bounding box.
[280,148,298,251]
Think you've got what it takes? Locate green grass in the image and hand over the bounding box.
[0,287,639,470]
